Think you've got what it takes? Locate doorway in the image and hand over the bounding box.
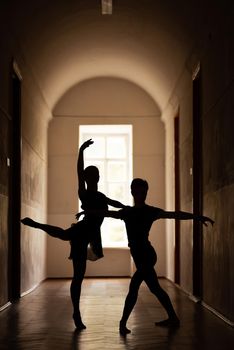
[192,65,203,299]
[174,114,180,284]
[8,62,22,301]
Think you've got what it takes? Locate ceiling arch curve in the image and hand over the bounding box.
[53,76,161,117]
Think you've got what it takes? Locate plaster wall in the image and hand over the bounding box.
[162,111,175,282]
[0,31,50,307]
[18,61,50,295]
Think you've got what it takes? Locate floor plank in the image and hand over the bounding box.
[0,278,233,349]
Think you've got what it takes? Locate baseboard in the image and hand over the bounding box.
[188,294,201,303]
[201,301,234,327]
[21,281,43,297]
[164,277,234,327]
[0,302,11,312]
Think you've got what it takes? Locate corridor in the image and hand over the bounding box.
[0,278,233,350]
[0,1,234,346]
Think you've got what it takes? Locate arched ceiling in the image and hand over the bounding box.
[3,0,204,114]
[53,77,161,116]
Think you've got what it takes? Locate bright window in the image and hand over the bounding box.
[79,125,133,247]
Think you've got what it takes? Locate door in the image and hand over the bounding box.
[192,65,203,298]
[0,107,11,309]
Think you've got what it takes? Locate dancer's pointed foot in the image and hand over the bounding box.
[73,313,86,330]
[155,317,180,328]
[21,217,38,228]
[119,321,131,336]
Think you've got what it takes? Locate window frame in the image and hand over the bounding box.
[79,125,133,247]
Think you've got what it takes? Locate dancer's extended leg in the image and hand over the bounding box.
[119,270,143,335]
[144,268,180,327]
[21,217,72,241]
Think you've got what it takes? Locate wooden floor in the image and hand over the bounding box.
[0,278,234,349]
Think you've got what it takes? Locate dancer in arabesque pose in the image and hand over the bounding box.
[21,139,125,330]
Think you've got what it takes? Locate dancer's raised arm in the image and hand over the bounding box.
[77,139,94,196]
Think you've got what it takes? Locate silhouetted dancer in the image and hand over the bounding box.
[21,139,125,330]
[82,178,214,335]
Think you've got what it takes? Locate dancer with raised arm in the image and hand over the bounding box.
[21,139,125,330]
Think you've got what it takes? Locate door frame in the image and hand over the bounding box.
[174,114,180,284]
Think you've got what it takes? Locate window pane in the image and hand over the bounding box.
[108,183,126,204]
[84,136,105,159]
[107,161,126,182]
[101,219,127,246]
[106,136,126,158]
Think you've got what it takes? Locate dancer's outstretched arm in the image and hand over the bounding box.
[158,210,214,226]
[106,197,126,209]
[77,209,123,220]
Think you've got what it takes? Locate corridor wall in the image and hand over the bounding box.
[163,3,234,323]
[0,27,49,308]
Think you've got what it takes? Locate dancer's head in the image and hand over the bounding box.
[84,166,100,186]
[130,178,148,205]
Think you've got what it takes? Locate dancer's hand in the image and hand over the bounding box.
[75,212,85,220]
[21,217,34,226]
[201,216,214,227]
[80,139,94,151]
